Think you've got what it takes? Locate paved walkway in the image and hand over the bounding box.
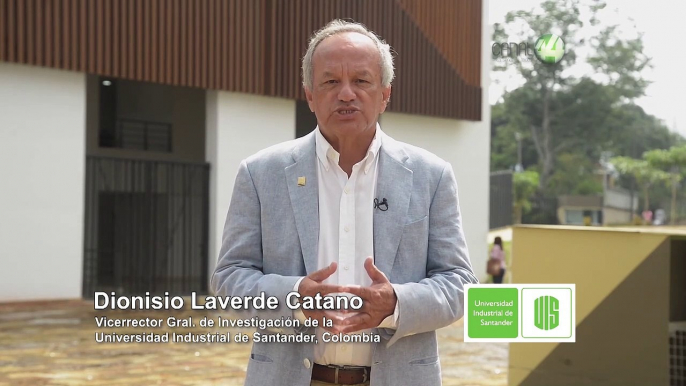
[0,300,507,386]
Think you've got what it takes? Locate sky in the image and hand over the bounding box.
[488,0,686,137]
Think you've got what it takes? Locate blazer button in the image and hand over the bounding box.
[303,358,311,369]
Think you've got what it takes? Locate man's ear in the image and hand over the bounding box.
[380,85,392,113]
[304,86,315,112]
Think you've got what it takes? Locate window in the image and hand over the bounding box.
[98,77,173,152]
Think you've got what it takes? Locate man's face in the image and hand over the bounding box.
[305,32,391,139]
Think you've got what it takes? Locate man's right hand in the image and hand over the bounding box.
[297,262,346,333]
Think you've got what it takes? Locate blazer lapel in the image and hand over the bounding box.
[373,135,412,277]
[285,133,319,275]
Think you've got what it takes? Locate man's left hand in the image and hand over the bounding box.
[338,257,397,333]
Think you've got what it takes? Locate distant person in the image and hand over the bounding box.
[642,210,653,225]
[488,237,506,284]
[654,209,666,225]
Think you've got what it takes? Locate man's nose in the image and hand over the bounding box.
[337,82,356,102]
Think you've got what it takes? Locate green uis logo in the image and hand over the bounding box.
[534,34,565,64]
[534,295,559,330]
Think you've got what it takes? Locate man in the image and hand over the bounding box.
[211,19,478,386]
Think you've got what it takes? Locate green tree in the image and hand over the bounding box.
[514,170,540,224]
[492,0,651,189]
[547,153,603,196]
[611,156,669,214]
[644,145,686,224]
[490,91,540,171]
[605,104,683,159]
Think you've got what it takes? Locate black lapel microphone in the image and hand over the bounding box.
[373,198,389,211]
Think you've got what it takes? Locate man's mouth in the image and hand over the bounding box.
[337,110,357,115]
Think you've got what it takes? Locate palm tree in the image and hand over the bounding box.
[611,157,669,217]
[644,145,686,224]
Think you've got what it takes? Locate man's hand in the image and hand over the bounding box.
[298,262,347,333]
[338,258,397,334]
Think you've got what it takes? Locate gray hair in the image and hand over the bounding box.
[302,19,395,90]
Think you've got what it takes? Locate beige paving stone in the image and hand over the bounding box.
[0,300,507,385]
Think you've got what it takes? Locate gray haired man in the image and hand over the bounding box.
[211,19,478,386]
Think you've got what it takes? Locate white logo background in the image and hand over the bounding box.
[522,288,573,338]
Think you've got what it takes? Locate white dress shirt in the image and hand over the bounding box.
[295,125,398,367]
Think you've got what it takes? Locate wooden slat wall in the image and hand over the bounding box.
[0,0,482,121]
[397,0,482,87]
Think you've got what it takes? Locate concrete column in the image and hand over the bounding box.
[205,92,296,284]
[0,63,86,301]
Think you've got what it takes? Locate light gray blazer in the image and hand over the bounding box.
[210,130,478,386]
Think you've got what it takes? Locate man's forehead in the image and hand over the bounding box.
[313,32,380,76]
[314,32,378,59]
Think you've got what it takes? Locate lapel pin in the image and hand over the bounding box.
[297,177,306,186]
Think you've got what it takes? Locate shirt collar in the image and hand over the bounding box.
[315,123,382,174]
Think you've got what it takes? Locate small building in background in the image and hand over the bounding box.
[557,187,638,226]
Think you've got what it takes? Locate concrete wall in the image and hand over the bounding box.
[509,226,671,385]
[205,92,296,278]
[86,76,206,163]
[604,187,638,212]
[0,62,86,301]
[603,206,633,225]
[381,113,490,281]
[558,195,603,207]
